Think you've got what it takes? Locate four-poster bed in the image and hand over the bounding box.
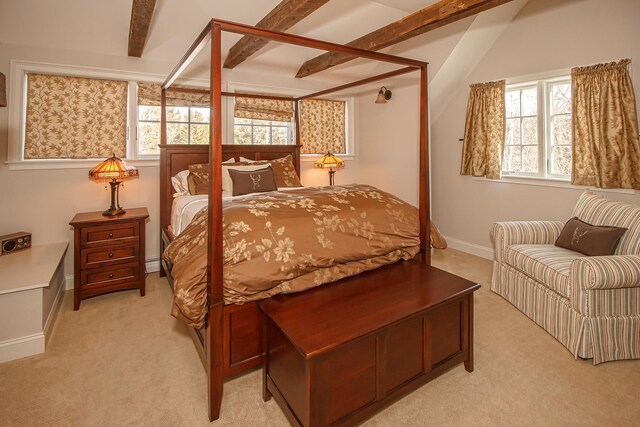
[159,19,478,424]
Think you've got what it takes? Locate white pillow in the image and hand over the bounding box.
[238,156,258,163]
[222,164,272,194]
[171,170,190,196]
[223,157,236,164]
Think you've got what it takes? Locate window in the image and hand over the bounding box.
[503,77,572,179]
[233,118,290,145]
[23,73,128,159]
[299,99,347,155]
[137,106,210,155]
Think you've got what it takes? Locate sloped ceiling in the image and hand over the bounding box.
[0,0,523,91]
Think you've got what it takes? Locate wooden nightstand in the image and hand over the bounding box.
[69,208,149,310]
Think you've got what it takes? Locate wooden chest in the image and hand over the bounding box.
[70,208,149,310]
[259,260,479,427]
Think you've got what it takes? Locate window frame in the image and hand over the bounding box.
[502,74,572,181]
[232,117,292,146]
[136,104,211,158]
[226,82,355,160]
[7,60,211,170]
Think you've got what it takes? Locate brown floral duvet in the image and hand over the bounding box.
[164,184,420,328]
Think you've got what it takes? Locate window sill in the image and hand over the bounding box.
[6,158,160,171]
[471,175,638,195]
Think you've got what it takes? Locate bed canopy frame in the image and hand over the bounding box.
[161,19,430,421]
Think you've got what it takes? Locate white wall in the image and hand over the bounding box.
[431,0,640,255]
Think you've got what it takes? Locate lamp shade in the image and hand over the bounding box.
[375,86,392,104]
[89,155,139,181]
[314,152,345,170]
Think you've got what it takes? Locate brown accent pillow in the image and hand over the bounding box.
[555,217,627,256]
[268,155,302,187]
[187,163,209,195]
[187,161,246,195]
[228,168,278,196]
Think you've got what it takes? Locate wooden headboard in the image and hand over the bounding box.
[159,144,302,240]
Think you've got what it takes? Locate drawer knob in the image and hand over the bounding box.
[108,233,114,238]
[108,253,114,258]
[109,273,114,279]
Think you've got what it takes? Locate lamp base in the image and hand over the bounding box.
[102,207,126,217]
[102,180,126,216]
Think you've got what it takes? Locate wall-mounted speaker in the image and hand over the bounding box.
[1,232,32,256]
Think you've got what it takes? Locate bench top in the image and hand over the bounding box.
[258,259,479,359]
[0,242,69,295]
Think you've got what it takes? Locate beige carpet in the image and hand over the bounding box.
[1,249,639,426]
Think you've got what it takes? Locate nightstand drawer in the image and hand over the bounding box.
[81,222,139,246]
[81,244,139,269]
[81,262,140,288]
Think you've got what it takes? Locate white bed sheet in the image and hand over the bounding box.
[170,188,305,236]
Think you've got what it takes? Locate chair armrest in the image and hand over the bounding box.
[571,255,640,290]
[491,221,564,262]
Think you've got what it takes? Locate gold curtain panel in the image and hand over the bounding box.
[571,58,640,189]
[234,95,294,122]
[24,74,128,159]
[460,80,506,180]
[137,82,209,107]
[299,99,346,154]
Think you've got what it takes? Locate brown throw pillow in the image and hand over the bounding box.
[187,161,246,195]
[555,217,627,256]
[268,155,302,187]
[187,163,209,195]
[228,168,278,196]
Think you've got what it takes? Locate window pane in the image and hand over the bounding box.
[271,127,288,145]
[139,105,161,122]
[551,114,572,146]
[167,123,188,144]
[503,146,522,172]
[521,88,537,116]
[138,122,160,155]
[234,125,252,144]
[190,124,210,145]
[551,83,571,114]
[235,117,251,125]
[522,117,538,145]
[505,118,521,145]
[522,146,539,173]
[166,106,188,122]
[552,146,572,176]
[191,107,210,123]
[252,126,269,145]
[506,90,520,117]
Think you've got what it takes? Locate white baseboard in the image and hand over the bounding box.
[0,333,45,364]
[444,236,494,260]
[65,257,161,291]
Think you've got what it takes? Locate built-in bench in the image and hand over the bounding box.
[0,242,68,363]
[259,260,480,427]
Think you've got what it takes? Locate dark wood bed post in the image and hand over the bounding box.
[208,22,225,421]
[419,65,431,264]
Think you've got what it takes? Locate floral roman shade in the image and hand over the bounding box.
[460,80,506,180]
[137,82,209,107]
[24,74,128,159]
[299,99,346,154]
[571,59,640,190]
[234,96,294,122]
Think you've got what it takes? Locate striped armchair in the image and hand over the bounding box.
[491,192,640,364]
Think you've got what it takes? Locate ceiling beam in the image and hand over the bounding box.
[296,0,514,78]
[223,0,330,69]
[128,0,156,57]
